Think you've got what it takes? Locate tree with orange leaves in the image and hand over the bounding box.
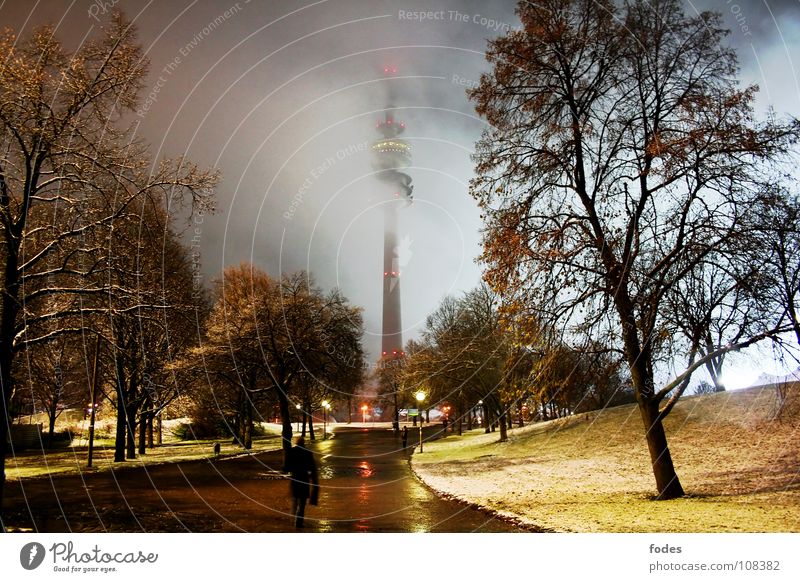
[470,0,799,499]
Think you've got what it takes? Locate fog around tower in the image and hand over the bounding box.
[1,0,796,363]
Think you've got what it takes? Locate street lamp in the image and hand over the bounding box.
[322,400,330,439]
[415,391,426,452]
[295,403,301,432]
[361,404,368,423]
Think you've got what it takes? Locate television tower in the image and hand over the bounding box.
[372,65,413,360]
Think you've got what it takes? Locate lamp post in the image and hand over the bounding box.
[415,391,425,452]
[361,404,368,424]
[322,400,330,439]
[295,403,301,433]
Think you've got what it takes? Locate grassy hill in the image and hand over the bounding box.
[411,383,800,532]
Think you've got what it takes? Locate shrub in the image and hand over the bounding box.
[694,381,716,396]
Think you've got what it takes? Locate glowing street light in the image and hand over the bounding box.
[361,404,368,423]
[322,400,331,439]
[415,391,426,452]
[295,403,301,432]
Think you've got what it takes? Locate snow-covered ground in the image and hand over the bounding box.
[411,384,800,532]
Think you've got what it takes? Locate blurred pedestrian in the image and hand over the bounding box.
[287,436,318,528]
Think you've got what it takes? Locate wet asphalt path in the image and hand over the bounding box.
[3,426,524,532]
[307,426,522,532]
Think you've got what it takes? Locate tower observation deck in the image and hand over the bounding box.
[372,69,413,360]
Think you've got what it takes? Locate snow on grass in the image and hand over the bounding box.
[412,384,800,532]
[6,419,284,480]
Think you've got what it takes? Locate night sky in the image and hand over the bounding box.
[1,0,798,366]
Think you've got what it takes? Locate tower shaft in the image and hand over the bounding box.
[381,204,402,357]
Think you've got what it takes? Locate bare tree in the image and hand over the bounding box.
[103,204,204,461]
[376,354,407,430]
[188,263,277,450]
[469,0,798,498]
[14,334,85,446]
[692,380,717,396]
[188,264,364,464]
[0,16,217,518]
[403,285,510,438]
[750,191,800,350]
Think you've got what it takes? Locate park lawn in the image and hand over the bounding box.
[6,420,285,480]
[411,384,800,532]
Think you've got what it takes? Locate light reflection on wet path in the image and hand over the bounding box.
[307,426,522,532]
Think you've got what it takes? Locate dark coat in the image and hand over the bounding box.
[288,445,318,501]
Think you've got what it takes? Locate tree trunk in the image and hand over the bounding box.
[704,359,726,392]
[157,414,162,446]
[518,400,525,428]
[308,411,315,441]
[234,394,245,446]
[125,402,137,460]
[498,410,508,442]
[275,386,292,470]
[114,360,127,462]
[114,400,126,462]
[125,373,138,460]
[139,394,151,454]
[231,414,239,445]
[0,381,8,523]
[639,399,685,499]
[243,397,253,450]
[47,409,57,448]
[147,411,154,448]
[483,403,491,433]
[0,224,21,521]
[243,375,257,450]
[138,408,147,455]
